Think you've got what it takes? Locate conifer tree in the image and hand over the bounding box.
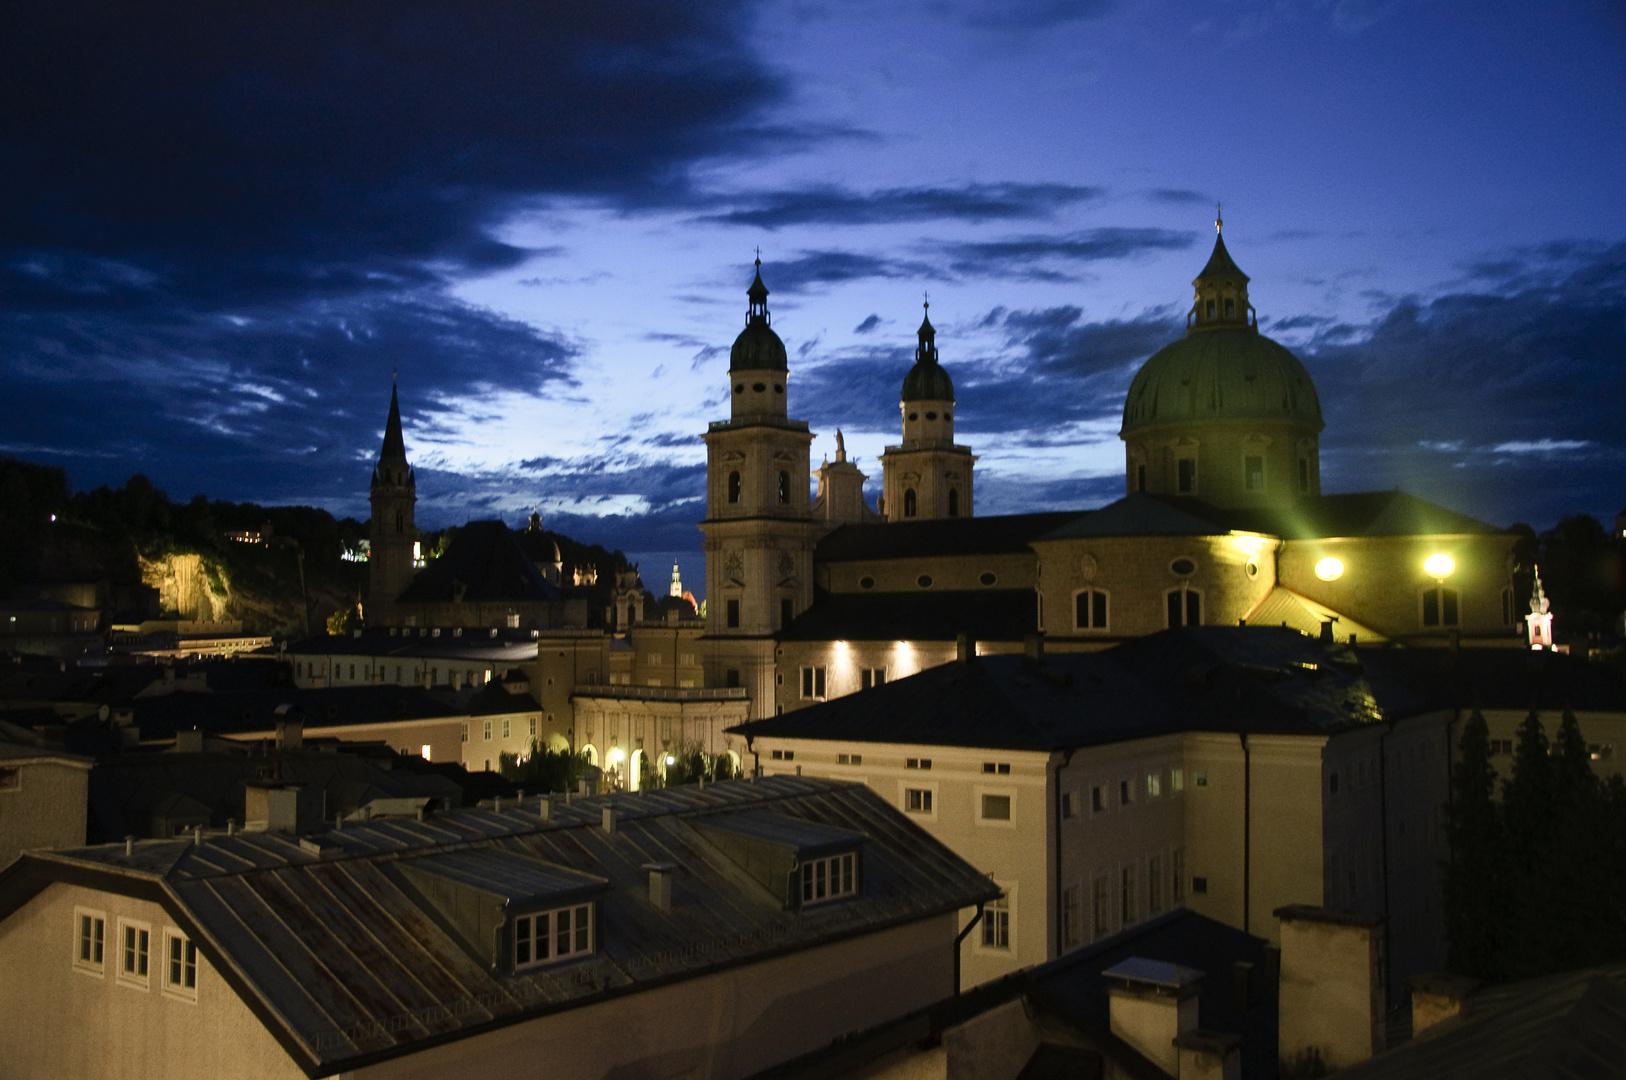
[1443,709,1503,976]
[1498,708,1555,977]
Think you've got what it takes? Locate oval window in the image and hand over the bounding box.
[979,571,997,586]
[753,382,766,393]
[908,412,919,421]
[859,576,875,590]
[1171,558,1197,577]
[917,574,934,589]
[774,384,784,394]
[926,411,937,420]
[945,411,952,420]
[1244,558,1259,580]
[734,384,744,394]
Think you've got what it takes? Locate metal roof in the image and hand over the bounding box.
[0,775,997,1078]
[403,848,607,903]
[694,810,868,855]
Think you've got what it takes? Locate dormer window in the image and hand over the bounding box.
[800,852,857,905]
[513,902,593,971]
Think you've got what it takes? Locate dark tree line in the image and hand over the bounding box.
[1444,708,1626,979]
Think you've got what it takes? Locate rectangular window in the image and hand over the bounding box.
[1245,455,1264,491]
[1075,589,1109,630]
[906,758,932,770]
[1194,770,1208,788]
[1298,458,1310,493]
[1148,856,1164,915]
[483,720,492,741]
[1136,464,1147,493]
[1173,848,1187,904]
[1121,865,1137,925]
[528,717,537,737]
[1093,876,1111,939]
[837,753,863,766]
[1177,457,1197,494]
[0,766,17,792]
[1172,768,1184,793]
[1187,590,1201,626]
[1092,785,1106,812]
[74,910,106,974]
[770,749,795,761]
[421,743,433,761]
[119,920,151,987]
[1192,875,1208,895]
[1119,779,1132,806]
[164,930,198,999]
[501,719,511,739]
[905,788,933,813]
[725,668,741,688]
[726,599,740,628]
[1061,792,1076,819]
[460,723,468,743]
[513,902,594,971]
[801,852,857,905]
[860,667,886,689]
[981,762,1011,774]
[981,894,1010,949]
[1146,772,1161,798]
[800,666,827,699]
[1224,298,1236,318]
[781,598,794,628]
[1062,885,1081,949]
[981,794,1012,821]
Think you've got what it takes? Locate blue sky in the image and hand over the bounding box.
[2,0,1623,559]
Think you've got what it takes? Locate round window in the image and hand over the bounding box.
[1170,558,1197,577]
[925,411,937,420]
[907,412,919,421]
[753,382,766,392]
[917,574,934,589]
[734,384,744,394]
[774,384,784,394]
[979,571,997,586]
[1244,558,1259,580]
[945,411,952,420]
[859,575,875,590]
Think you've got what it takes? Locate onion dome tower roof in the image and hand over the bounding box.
[901,301,954,401]
[729,257,788,372]
[1121,213,1322,435]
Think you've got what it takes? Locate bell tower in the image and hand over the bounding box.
[368,384,417,611]
[880,301,976,521]
[700,259,815,715]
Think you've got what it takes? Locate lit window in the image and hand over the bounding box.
[1244,455,1264,491]
[74,909,106,975]
[982,894,1010,948]
[1172,768,1184,792]
[1146,772,1161,798]
[981,794,1012,821]
[420,744,432,761]
[119,919,151,988]
[801,852,857,905]
[513,903,593,971]
[1075,589,1109,631]
[800,666,827,700]
[905,788,933,814]
[164,930,198,1000]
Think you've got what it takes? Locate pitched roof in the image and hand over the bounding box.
[736,626,1384,752]
[396,521,562,604]
[816,512,1081,561]
[1038,492,1506,544]
[1037,495,1233,540]
[778,589,1037,643]
[0,776,995,1078]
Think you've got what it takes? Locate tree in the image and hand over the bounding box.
[499,742,589,794]
[1443,710,1505,977]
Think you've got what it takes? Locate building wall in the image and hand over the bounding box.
[572,696,750,789]
[0,883,306,1080]
[0,758,90,871]
[1468,708,1626,784]
[354,912,956,1080]
[1124,418,1319,509]
[818,551,1038,595]
[773,639,959,715]
[225,718,466,768]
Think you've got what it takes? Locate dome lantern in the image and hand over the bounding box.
[901,299,955,402]
[729,255,788,373]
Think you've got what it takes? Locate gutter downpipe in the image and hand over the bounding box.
[1241,732,1251,934]
[954,908,985,996]
[1055,747,1077,957]
[1379,721,1393,1008]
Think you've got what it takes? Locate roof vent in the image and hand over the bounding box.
[601,806,616,834]
[644,862,676,912]
[453,627,463,638]
[489,628,498,638]
[432,628,441,638]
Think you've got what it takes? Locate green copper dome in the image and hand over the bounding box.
[729,261,788,372]
[901,305,954,401]
[1121,327,1323,433]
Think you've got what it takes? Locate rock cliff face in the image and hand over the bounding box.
[138,552,230,621]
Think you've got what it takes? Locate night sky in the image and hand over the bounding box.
[3,0,1623,564]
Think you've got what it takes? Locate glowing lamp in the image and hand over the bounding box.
[664,754,675,766]
[1314,557,1344,582]
[1423,553,1456,580]
[607,747,625,766]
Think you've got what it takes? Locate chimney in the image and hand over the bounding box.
[644,862,675,912]
[1103,958,1202,1077]
[1319,619,1335,645]
[1406,973,1480,1037]
[1023,632,1045,665]
[1174,1031,1242,1080]
[1275,906,1386,1074]
[174,728,204,754]
[579,775,598,797]
[273,704,304,751]
[537,797,552,822]
[244,784,300,833]
[601,805,616,834]
[956,632,976,664]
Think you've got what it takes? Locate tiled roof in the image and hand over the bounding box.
[737,626,1385,751]
[0,776,996,1078]
[779,589,1038,643]
[816,512,1081,561]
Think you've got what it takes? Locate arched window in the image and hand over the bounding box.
[948,488,960,517]
[778,470,790,504]
[1166,588,1201,627]
[395,512,403,534]
[903,488,918,518]
[1422,588,1459,628]
[1075,589,1108,631]
[728,471,741,504]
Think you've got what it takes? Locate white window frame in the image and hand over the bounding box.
[501,718,511,740]
[860,667,886,690]
[73,907,106,977]
[162,928,199,1002]
[1243,453,1266,492]
[800,851,857,906]
[1073,587,1110,632]
[901,783,936,819]
[1166,586,1202,628]
[483,719,493,741]
[976,786,1016,828]
[117,917,152,990]
[513,902,594,971]
[800,666,827,700]
[978,885,1014,952]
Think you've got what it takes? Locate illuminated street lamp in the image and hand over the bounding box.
[1423,553,1456,581]
[1314,557,1345,582]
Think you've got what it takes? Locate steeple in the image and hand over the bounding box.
[369,383,417,608]
[729,254,788,374]
[380,383,408,463]
[915,300,937,365]
[1190,206,1255,332]
[746,252,769,324]
[901,299,954,403]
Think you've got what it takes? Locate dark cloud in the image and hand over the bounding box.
[766,251,939,292]
[700,183,1104,229]
[936,228,1197,279]
[854,314,883,334]
[955,0,1116,31]
[1147,188,1211,205]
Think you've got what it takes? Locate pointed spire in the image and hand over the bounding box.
[746,250,769,323]
[1190,211,1253,331]
[915,298,938,365]
[380,384,407,462]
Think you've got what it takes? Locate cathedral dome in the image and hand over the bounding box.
[729,260,788,372]
[901,304,954,401]
[1121,328,1322,434]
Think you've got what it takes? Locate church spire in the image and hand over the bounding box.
[746,250,769,324]
[380,383,407,463]
[1190,211,1254,332]
[915,298,938,366]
